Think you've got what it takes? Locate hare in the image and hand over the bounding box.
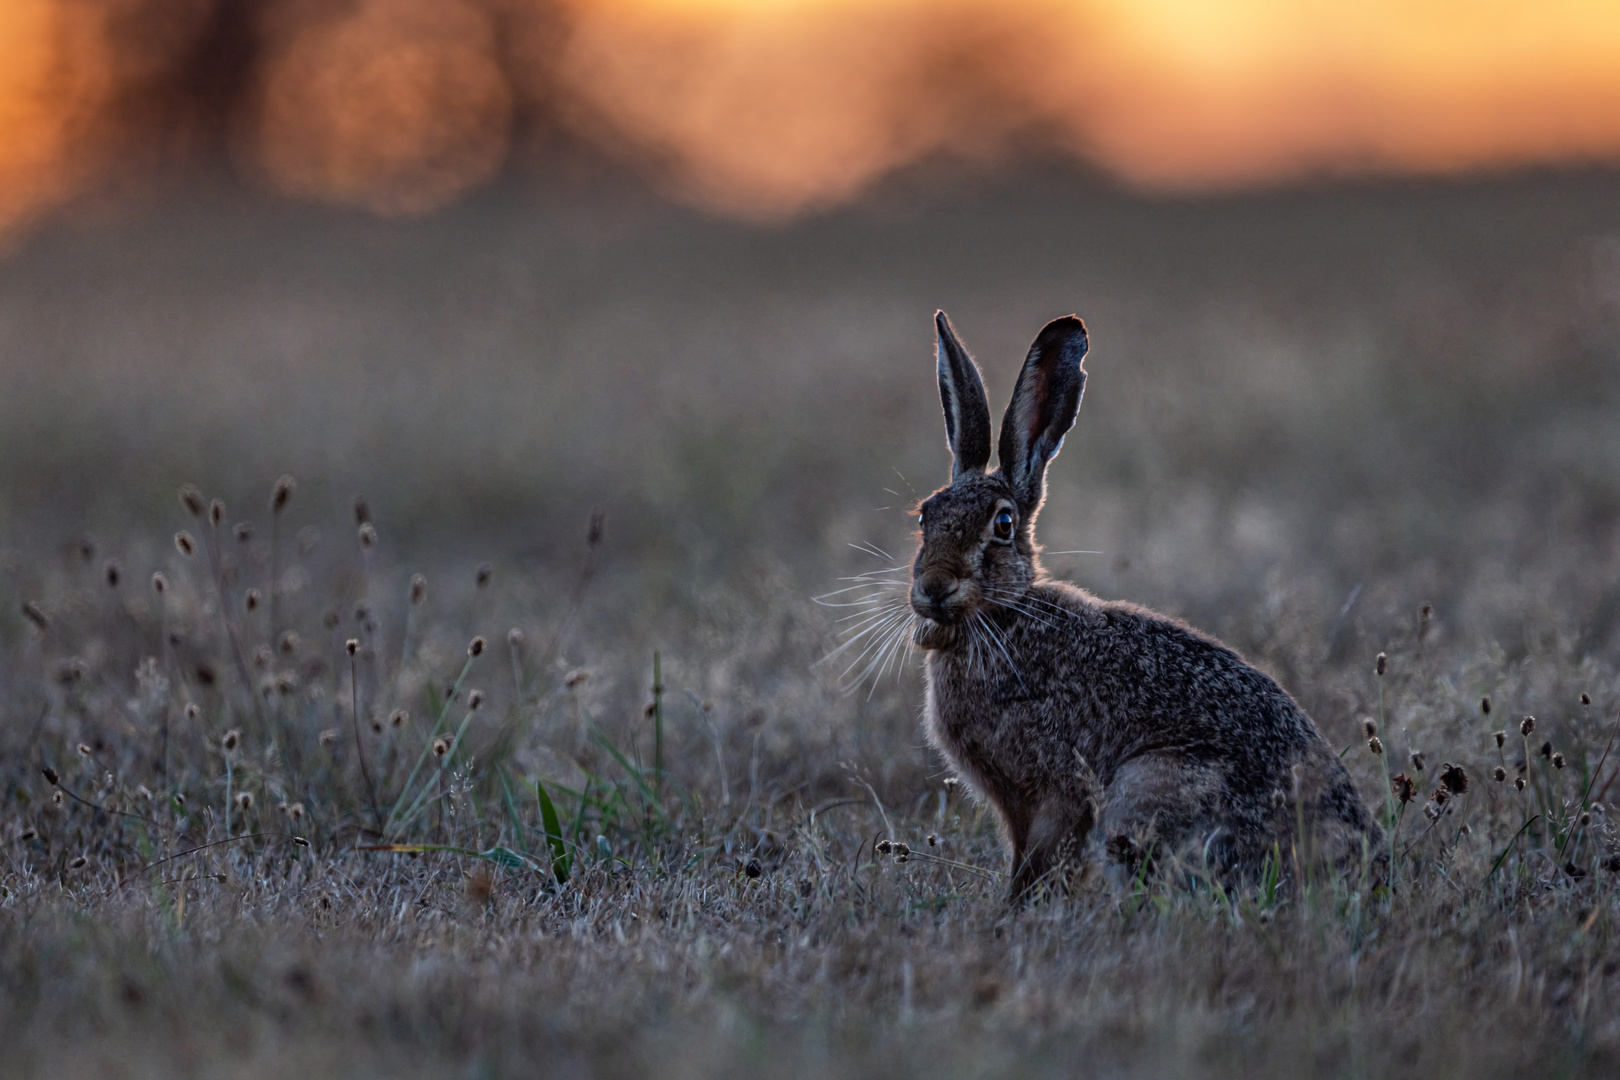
[912,311,1382,900]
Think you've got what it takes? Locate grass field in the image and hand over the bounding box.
[4,163,1620,1077]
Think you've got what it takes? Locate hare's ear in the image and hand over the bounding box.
[998,315,1087,513]
[935,310,992,477]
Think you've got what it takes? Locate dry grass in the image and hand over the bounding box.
[3,165,1620,1077]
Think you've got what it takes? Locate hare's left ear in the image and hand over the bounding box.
[998,315,1087,513]
[935,311,992,477]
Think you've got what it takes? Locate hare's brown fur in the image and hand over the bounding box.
[913,312,1381,900]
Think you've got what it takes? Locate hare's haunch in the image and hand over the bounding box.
[914,311,1382,900]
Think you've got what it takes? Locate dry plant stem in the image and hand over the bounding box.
[202,518,268,736]
[351,652,381,830]
[392,709,478,837]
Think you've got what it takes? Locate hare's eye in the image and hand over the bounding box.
[993,510,1014,540]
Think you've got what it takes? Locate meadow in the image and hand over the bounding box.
[3,162,1620,1077]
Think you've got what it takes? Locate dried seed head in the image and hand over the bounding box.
[1540,740,1553,759]
[1514,776,1527,792]
[19,828,36,841]
[179,484,205,517]
[1439,763,1469,794]
[927,834,939,847]
[1581,693,1592,707]
[357,523,377,549]
[221,729,240,753]
[209,500,224,526]
[1375,652,1387,677]
[152,572,167,594]
[432,737,451,758]
[1493,766,1508,782]
[892,842,911,857]
[104,561,120,587]
[1391,773,1416,803]
[353,497,371,526]
[174,532,195,557]
[76,743,91,757]
[1270,789,1287,809]
[319,729,338,747]
[565,669,589,689]
[234,521,253,543]
[475,563,493,588]
[507,627,524,648]
[744,858,763,879]
[1521,715,1537,736]
[1481,696,1492,716]
[289,802,305,822]
[184,702,200,721]
[279,631,300,654]
[1410,752,1425,772]
[69,855,87,870]
[245,588,260,611]
[78,535,95,561]
[643,700,657,718]
[468,636,486,657]
[1367,736,1384,756]
[1494,730,1507,749]
[271,475,295,513]
[1420,603,1432,621]
[1553,752,1566,770]
[468,690,484,711]
[1362,717,1377,738]
[371,719,383,734]
[410,574,426,605]
[51,790,63,806]
[390,709,407,728]
[588,508,606,547]
[235,791,253,811]
[1581,811,1593,828]
[875,839,892,854]
[41,766,59,786]
[22,601,48,630]
[345,638,359,657]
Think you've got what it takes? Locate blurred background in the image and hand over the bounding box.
[3,0,1620,764]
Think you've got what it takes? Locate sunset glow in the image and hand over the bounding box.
[3,0,1620,232]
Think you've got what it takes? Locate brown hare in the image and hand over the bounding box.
[911,310,1382,900]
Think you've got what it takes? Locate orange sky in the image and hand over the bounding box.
[4,0,1620,233]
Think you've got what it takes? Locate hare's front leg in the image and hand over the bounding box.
[1007,797,1096,903]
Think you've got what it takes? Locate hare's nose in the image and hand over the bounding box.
[912,571,961,615]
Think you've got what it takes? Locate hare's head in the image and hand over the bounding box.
[911,311,1087,650]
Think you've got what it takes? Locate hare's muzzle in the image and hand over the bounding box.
[911,570,965,622]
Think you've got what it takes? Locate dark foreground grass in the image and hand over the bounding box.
[4,166,1620,1076]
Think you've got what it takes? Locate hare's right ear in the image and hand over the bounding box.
[935,310,992,477]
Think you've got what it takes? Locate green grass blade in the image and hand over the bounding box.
[536,778,572,885]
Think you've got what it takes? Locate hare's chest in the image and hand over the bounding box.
[923,658,1053,787]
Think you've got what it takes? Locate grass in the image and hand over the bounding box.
[3,165,1620,1076]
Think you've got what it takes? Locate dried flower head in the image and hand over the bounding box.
[1582,693,1592,707]
[245,588,261,611]
[235,791,253,811]
[1493,766,1507,782]
[468,690,484,711]
[475,563,493,588]
[319,728,338,747]
[371,719,383,734]
[271,475,295,513]
[152,572,167,594]
[565,669,589,689]
[1553,752,1566,770]
[1581,811,1593,828]
[69,855,88,870]
[875,839,893,854]
[22,601,48,630]
[1494,730,1507,749]
[743,858,763,879]
[1481,696,1492,716]
[234,521,254,543]
[1410,751,1425,772]
[1362,717,1378,738]
[1540,741,1553,759]
[1391,773,1416,803]
[1375,652,1387,677]
[221,729,240,753]
[1420,602,1432,621]
[280,631,300,654]
[209,499,224,526]
[174,532,195,557]
[1521,715,1537,736]
[104,561,120,587]
[288,802,305,822]
[468,636,486,657]
[643,700,657,718]
[588,508,606,547]
[927,834,939,847]
[179,484,205,517]
[345,638,359,657]
[1514,776,1527,792]
[76,743,91,757]
[507,627,524,648]
[390,710,407,728]
[433,737,451,758]
[358,523,377,549]
[410,574,426,605]
[1367,736,1384,756]
[42,766,59,786]
[51,790,63,806]
[184,702,200,721]
[1439,763,1469,794]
